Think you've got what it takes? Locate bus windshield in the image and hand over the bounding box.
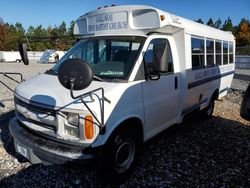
[52,36,145,80]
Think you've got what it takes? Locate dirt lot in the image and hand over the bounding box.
[0,63,249,187]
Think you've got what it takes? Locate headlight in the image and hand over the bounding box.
[65,113,79,137]
[67,113,79,126]
[63,112,95,140]
[65,124,79,138]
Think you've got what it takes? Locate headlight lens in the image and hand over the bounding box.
[65,113,80,138]
[63,112,95,140]
[65,125,79,137]
[67,113,79,126]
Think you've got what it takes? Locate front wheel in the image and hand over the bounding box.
[102,127,140,182]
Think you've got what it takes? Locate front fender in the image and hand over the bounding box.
[92,114,144,147]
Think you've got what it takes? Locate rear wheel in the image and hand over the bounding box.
[240,84,250,120]
[201,97,215,119]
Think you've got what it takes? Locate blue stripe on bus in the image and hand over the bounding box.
[188,71,235,89]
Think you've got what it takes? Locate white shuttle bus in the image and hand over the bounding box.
[9,5,235,178]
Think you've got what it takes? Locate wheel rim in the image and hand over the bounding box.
[115,138,135,173]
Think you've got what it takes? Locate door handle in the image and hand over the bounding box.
[175,77,178,89]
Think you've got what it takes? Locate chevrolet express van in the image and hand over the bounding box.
[9,5,235,178]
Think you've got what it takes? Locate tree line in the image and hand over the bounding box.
[0,19,75,51]
[0,17,250,51]
[195,17,250,49]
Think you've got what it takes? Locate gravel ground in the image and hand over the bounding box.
[0,63,249,187]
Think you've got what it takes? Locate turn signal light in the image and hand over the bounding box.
[160,15,165,21]
[84,115,94,139]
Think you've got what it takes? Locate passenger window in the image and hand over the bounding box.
[144,38,174,75]
[216,41,222,66]
[223,42,229,65]
[229,42,234,64]
[191,38,205,69]
[206,39,214,67]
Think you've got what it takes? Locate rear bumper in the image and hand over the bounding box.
[9,118,98,165]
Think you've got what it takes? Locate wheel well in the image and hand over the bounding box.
[110,118,144,144]
[213,89,219,100]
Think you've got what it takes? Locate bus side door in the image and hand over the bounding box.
[142,36,180,138]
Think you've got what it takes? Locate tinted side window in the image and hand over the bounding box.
[216,41,222,66]
[191,38,205,69]
[229,42,234,64]
[223,42,229,65]
[206,39,214,67]
[144,38,173,75]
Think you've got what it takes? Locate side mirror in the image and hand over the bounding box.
[152,43,168,74]
[18,43,29,65]
[240,84,250,121]
[58,58,93,91]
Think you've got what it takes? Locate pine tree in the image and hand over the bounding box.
[68,20,75,36]
[195,18,204,24]
[214,18,222,29]
[222,17,234,32]
[207,18,215,27]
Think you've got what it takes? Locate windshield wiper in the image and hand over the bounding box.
[93,75,104,82]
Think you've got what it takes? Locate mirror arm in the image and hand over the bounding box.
[69,78,110,131]
[69,78,76,99]
[69,80,102,128]
[79,97,103,127]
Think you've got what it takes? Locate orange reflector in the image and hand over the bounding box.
[160,15,165,21]
[84,115,94,139]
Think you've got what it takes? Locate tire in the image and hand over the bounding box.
[201,97,215,119]
[102,126,140,182]
[240,84,250,120]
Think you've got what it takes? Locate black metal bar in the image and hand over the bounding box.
[69,80,111,129]
[0,80,14,92]
[80,97,102,127]
[3,74,21,84]
[0,72,24,82]
[70,84,103,128]
[0,72,24,92]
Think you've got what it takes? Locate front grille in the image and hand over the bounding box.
[16,111,56,131]
[14,96,56,116]
[14,96,57,130]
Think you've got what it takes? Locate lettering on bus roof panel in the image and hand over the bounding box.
[88,12,128,32]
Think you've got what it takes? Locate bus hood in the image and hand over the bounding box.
[14,73,122,111]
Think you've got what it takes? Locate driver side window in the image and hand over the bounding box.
[144,38,174,75]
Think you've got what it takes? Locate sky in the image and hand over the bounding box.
[0,0,249,30]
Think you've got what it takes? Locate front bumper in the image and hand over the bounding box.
[9,118,97,165]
